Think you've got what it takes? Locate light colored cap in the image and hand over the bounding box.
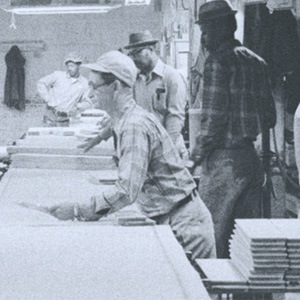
[82,51,137,88]
[64,52,83,64]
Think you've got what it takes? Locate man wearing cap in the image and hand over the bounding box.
[79,31,189,159]
[31,50,216,261]
[37,52,92,127]
[190,0,276,259]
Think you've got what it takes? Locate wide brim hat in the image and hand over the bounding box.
[124,30,159,49]
[195,0,237,25]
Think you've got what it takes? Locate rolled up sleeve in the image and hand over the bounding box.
[37,71,59,104]
[165,72,187,142]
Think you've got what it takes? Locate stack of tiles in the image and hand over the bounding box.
[230,219,300,289]
[271,219,300,288]
[229,219,288,290]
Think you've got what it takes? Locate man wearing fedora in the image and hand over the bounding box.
[190,0,276,260]
[28,51,216,261]
[124,30,189,161]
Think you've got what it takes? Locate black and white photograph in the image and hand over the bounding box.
[0,0,299,299]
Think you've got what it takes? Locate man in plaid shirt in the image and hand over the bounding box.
[191,0,276,258]
[33,51,216,260]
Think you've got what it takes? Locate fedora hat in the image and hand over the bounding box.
[124,30,159,49]
[195,0,237,25]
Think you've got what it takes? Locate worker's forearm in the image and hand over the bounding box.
[77,98,93,112]
[100,126,113,141]
[165,115,184,143]
[190,135,215,165]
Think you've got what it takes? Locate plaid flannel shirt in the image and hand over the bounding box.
[96,98,196,217]
[191,39,276,164]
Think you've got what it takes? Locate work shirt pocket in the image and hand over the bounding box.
[152,84,168,117]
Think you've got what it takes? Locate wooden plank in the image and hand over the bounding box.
[81,109,106,117]
[27,127,77,136]
[7,145,115,157]
[196,259,247,285]
[0,168,118,206]
[15,135,114,150]
[10,153,117,170]
[235,219,287,243]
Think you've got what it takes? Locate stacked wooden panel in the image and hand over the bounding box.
[272,219,300,288]
[229,219,287,290]
[7,125,116,170]
[230,219,300,290]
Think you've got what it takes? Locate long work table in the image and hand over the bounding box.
[0,123,211,300]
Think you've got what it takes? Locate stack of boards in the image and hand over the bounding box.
[7,110,116,171]
[230,219,300,290]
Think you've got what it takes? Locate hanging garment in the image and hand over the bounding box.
[4,45,26,111]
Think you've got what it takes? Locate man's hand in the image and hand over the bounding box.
[174,135,189,161]
[68,105,80,117]
[18,202,75,221]
[185,160,196,175]
[19,201,105,222]
[98,112,111,128]
[49,203,75,221]
[49,201,103,222]
[77,135,103,153]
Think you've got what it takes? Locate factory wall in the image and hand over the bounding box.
[0,3,162,107]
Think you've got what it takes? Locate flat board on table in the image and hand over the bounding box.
[271,219,300,242]
[27,127,77,136]
[0,168,118,206]
[11,135,115,156]
[81,108,106,117]
[234,222,286,245]
[7,145,114,157]
[0,223,211,300]
[196,259,247,285]
[10,153,117,170]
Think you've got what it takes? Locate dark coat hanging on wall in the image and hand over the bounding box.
[4,45,26,111]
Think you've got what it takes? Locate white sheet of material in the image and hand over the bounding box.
[0,222,210,300]
[0,169,118,206]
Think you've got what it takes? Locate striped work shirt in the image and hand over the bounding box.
[99,97,196,217]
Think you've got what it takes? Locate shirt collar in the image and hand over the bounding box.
[138,59,164,81]
[152,59,164,78]
[113,98,137,134]
[66,72,81,83]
